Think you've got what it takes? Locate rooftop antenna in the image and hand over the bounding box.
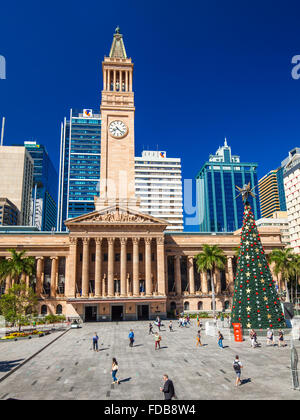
[0,117,5,146]
[224,137,228,147]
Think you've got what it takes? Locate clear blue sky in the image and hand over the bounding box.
[1,0,300,230]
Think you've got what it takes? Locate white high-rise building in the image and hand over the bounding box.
[282,147,300,254]
[135,151,183,231]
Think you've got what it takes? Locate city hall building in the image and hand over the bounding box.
[0,30,285,322]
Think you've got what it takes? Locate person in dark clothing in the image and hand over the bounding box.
[149,323,153,335]
[92,333,99,352]
[129,329,135,347]
[160,374,175,400]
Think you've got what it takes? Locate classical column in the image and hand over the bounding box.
[215,268,221,294]
[50,257,58,298]
[145,238,152,296]
[120,237,127,296]
[107,238,115,297]
[67,237,77,297]
[133,238,140,296]
[125,71,128,92]
[201,271,208,294]
[102,275,107,297]
[165,255,169,294]
[95,238,102,297]
[156,237,166,296]
[82,238,90,298]
[175,255,182,296]
[36,257,44,297]
[4,257,11,294]
[227,256,235,293]
[188,256,195,295]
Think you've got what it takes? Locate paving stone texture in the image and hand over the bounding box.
[0,321,299,400]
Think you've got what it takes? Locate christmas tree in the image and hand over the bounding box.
[231,184,286,330]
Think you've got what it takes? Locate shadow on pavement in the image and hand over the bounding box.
[0,359,24,373]
[241,378,252,385]
[119,377,132,384]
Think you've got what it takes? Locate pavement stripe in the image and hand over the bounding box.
[0,328,70,384]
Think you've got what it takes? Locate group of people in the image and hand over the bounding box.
[250,328,286,348]
[90,315,288,398]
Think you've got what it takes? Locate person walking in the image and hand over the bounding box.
[129,329,135,348]
[169,321,173,332]
[157,317,161,331]
[250,329,257,348]
[197,315,200,328]
[266,328,274,346]
[196,330,203,347]
[149,323,153,335]
[111,358,119,385]
[278,329,286,347]
[218,331,224,349]
[160,374,175,400]
[155,332,161,350]
[92,332,99,352]
[233,355,243,387]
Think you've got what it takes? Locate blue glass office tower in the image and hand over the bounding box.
[24,142,57,231]
[196,139,260,232]
[276,166,287,212]
[57,109,101,231]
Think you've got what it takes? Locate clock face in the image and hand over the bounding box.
[109,120,128,138]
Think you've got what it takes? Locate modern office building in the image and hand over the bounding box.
[196,139,260,232]
[282,147,300,253]
[256,211,290,247]
[0,146,33,225]
[23,142,57,231]
[57,109,101,231]
[258,167,287,218]
[135,150,183,231]
[0,197,19,226]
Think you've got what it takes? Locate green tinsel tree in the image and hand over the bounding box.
[231,200,286,330]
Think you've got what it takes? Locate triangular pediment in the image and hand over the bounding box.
[65,205,169,226]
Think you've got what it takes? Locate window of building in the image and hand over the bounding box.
[184,302,190,311]
[56,304,63,315]
[41,305,48,315]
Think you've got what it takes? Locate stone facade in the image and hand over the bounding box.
[0,207,284,321]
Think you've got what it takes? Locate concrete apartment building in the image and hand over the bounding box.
[282,148,300,254]
[135,151,183,232]
[256,211,290,247]
[0,146,34,225]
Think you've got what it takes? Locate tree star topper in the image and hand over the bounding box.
[235,182,257,203]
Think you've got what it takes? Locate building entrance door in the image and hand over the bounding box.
[137,305,149,320]
[85,306,97,322]
[111,305,123,321]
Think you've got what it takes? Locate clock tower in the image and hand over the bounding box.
[96,27,139,210]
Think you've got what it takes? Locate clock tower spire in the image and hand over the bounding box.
[96,27,138,210]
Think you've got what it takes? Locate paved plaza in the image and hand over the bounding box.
[0,321,299,400]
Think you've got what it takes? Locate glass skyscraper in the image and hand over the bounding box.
[23,141,57,231]
[57,109,101,231]
[196,139,260,232]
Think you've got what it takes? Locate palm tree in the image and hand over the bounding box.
[0,249,36,287]
[195,244,227,318]
[269,248,295,303]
